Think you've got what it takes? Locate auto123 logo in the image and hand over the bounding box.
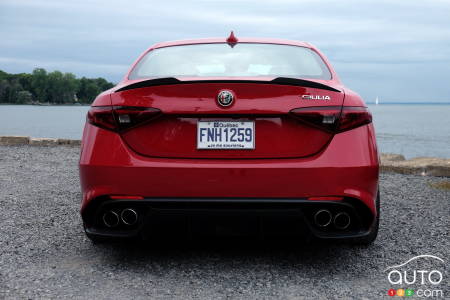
[385,255,446,298]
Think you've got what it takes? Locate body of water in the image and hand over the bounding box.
[0,104,448,158]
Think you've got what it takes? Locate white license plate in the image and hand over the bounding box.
[197,121,255,149]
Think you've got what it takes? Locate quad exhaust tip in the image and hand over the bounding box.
[333,212,351,230]
[102,211,120,228]
[313,209,352,230]
[313,209,332,227]
[102,208,138,228]
[120,208,138,226]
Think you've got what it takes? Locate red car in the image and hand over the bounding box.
[80,33,379,244]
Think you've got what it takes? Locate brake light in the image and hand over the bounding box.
[87,107,116,131]
[87,106,161,132]
[113,106,161,131]
[290,106,372,133]
[290,106,341,132]
[338,106,372,132]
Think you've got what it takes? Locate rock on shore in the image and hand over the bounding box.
[380,153,450,177]
[0,135,81,146]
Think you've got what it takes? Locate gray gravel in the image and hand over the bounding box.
[0,145,449,299]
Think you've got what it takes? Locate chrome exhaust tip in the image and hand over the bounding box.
[120,208,138,226]
[313,209,332,227]
[333,212,351,230]
[103,210,120,228]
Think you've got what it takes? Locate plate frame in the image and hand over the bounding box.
[196,120,255,150]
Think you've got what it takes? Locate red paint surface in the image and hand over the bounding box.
[80,38,379,221]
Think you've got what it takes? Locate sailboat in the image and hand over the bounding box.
[375,96,379,105]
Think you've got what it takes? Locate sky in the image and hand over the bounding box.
[1,0,450,103]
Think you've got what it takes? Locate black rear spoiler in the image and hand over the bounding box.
[115,77,341,93]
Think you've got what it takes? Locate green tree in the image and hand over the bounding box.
[61,72,79,103]
[0,80,10,103]
[94,77,114,91]
[16,90,33,104]
[7,79,24,104]
[77,77,102,103]
[0,68,115,104]
[47,71,80,103]
[17,73,33,95]
[31,68,48,102]
[47,71,65,103]
[0,70,8,81]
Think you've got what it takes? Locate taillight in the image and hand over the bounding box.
[290,106,341,132]
[87,107,116,131]
[87,106,161,132]
[337,106,372,132]
[113,106,161,131]
[290,106,372,133]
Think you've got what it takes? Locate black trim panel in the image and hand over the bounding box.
[83,198,375,241]
[115,77,341,93]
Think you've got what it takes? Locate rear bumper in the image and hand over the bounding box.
[83,198,376,240]
[80,123,379,238]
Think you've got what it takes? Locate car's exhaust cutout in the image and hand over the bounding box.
[313,209,332,227]
[103,211,120,228]
[120,208,138,226]
[333,212,351,230]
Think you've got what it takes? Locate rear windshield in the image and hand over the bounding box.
[129,43,332,80]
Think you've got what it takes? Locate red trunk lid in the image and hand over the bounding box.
[111,81,344,159]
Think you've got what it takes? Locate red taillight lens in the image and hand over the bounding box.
[338,106,372,132]
[87,106,116,131]
[290,106,372,133]
[87,106,161,132]
[113,106,161,131]
[290,106,341,132]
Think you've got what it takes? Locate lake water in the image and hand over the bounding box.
[0,104,448,158]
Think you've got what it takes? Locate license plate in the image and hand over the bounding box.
[197,121,255,149]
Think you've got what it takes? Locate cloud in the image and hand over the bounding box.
[0,57,129,82]
[1,0,449,101]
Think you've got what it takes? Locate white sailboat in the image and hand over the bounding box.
[375,96,379,105]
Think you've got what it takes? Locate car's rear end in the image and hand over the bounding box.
[79,38,379,243]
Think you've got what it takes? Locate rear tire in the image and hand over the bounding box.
[351,190,380,245]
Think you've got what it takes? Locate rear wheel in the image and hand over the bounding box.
[351,190,380,245]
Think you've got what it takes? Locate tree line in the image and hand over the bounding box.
[0,68,115,104]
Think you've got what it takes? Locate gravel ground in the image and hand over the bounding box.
[0,145,448,299]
